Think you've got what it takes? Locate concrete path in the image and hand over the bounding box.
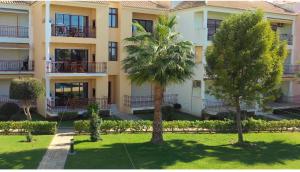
[256,113,285,120]
[110,104,141,120]
[113,113,141,120]
[38,128,74,169]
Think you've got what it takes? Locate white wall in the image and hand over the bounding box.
[131,82,153,97]
[0,12,28,27]
[0,49,29,60]
[0,79,11,96]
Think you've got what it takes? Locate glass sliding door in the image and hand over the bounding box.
[55,49,88,72]
[55,82,88,106]
[55,13,88,37]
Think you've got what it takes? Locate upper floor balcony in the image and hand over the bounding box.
[0,60,34,73]
[46,61,107,76]
[51,24,95,38]
[0,25,28,38]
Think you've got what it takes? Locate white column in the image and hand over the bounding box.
[201,9,208,105]
[28,8,33,70]
[291,20,296,65]
[202,9,208,61]
[289,80,293,97]
[45,0,51,61]
[45,1,51,100]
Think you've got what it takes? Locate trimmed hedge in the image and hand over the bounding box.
[0,121,57,135]
[74,118,300,134]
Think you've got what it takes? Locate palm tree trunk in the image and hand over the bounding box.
[151,84,164,144]
[235,97,244,143]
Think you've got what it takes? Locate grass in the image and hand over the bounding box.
[65,133,300,169]
[0,135,53,169]
[134,111,201,121]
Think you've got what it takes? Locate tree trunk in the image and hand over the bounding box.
[235,97,244,143]
[22,100,32,121]
[151,84,164,144]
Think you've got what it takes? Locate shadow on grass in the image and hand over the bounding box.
[0,148,48,169]
[66,139,300,169]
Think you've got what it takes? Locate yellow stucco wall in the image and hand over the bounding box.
[25,1,164,115]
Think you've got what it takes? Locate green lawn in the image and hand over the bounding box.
[0,135,53,169]
[65,133,300,169]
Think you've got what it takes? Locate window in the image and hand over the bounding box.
[192,80,201,97]
[109,8,118,28]
[132,19,153,33]
[109,42,118,61]
[54,13,89,37]
[55,13,88,28]
[207,19,222,40]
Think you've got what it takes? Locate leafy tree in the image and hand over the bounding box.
[9,78,44,121]
[206,10,287,144]
[123,15,195,144]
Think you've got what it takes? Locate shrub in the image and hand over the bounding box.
[99,110,111,117]
[173,103,182,110]
[90,111,101,142]
[0,121,57,134]
[0,103,20,121]
[74,119,300,134]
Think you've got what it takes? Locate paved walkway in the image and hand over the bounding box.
[256,113,285,120]
[110,104,141,120]
[113,113,141,120]
[38,128,74,169]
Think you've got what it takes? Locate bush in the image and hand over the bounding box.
[0,121,57,134]
[90,111,101,142]
[0,103,20,121]
[173,103,182,110]
[74,119,300,134]
[99,110,111,117]
[58,112,79,120]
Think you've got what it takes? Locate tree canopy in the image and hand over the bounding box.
[206,10,288,143]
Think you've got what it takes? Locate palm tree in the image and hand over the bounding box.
[123,15,195,144]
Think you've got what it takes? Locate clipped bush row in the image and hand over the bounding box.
[74,118,300,134]
[0,121,57,135]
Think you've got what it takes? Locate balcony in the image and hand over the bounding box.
[47,97,109,113]
[0,95,36,107]
[284,65,300,75]
[269,95,300,109]
[123,94,178,108]
[46,61,107,74]
[280,34,293,45]
[0,25,28,38]
[51,24,95,38]
[0,60,34,73]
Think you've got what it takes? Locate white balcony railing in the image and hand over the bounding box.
[123,94,178,108]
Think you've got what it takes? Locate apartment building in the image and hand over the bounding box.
[0,0,298,117]
[0,0,170,117]
[169,1,299,116]
[0,1,32,105]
